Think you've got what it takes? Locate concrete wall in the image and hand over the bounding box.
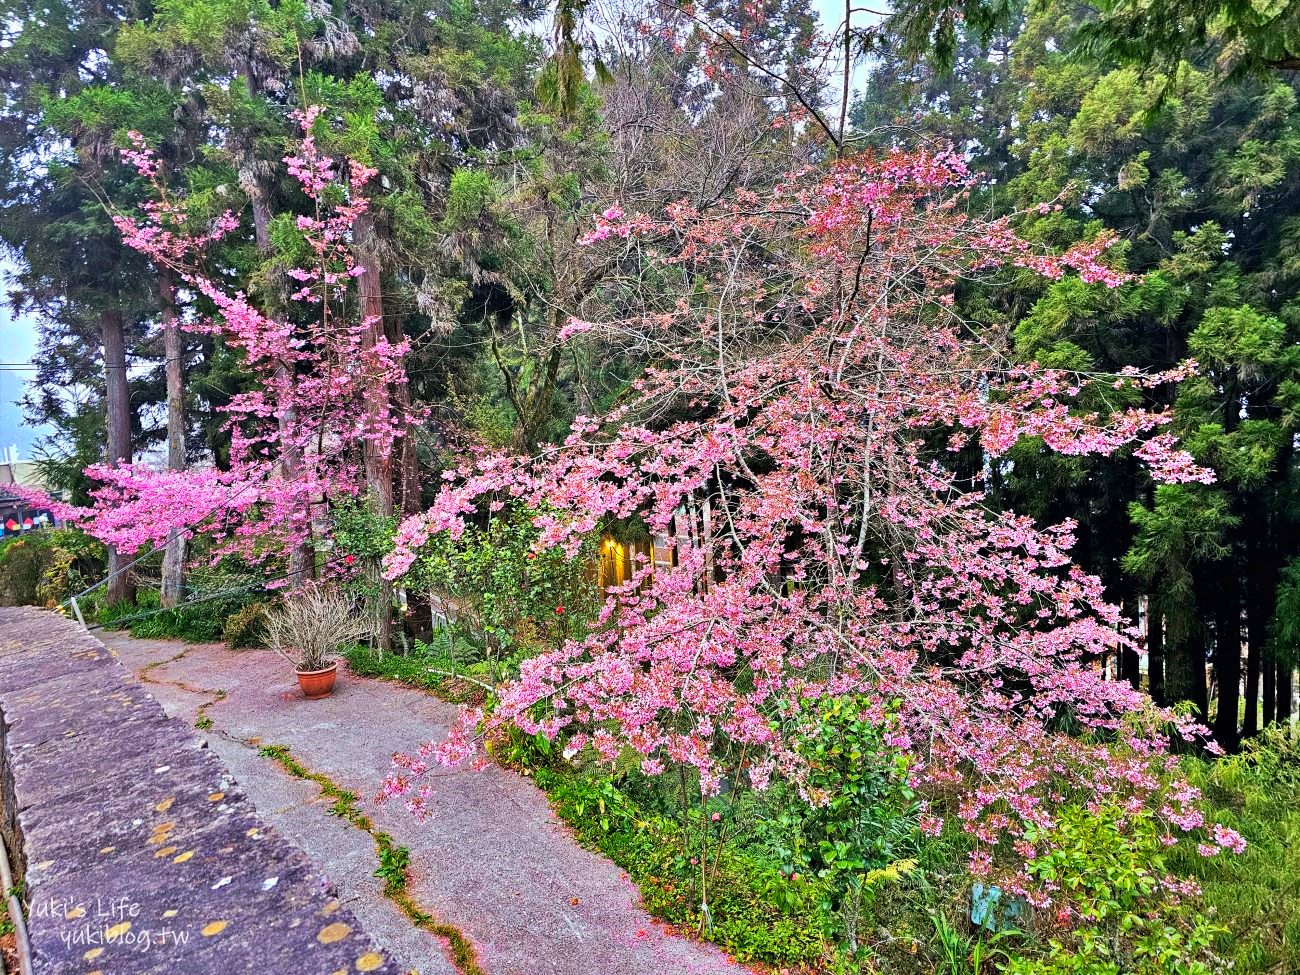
[0,607,399,974]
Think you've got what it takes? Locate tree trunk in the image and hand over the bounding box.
[1279,659,1294,726]
[355,209,394,650]
[1190,606,1209,722]
[1164,615,1206,721]
[354,212,394,516]
[1243,516,1271,737]
[1166,574,1211,722]
[493,305,565,455]
[159,270,187,608]
[386,315,421,516]
[1212,372,1242,748]
[1212,555,1241,752]
[520,339,563,454]
[1147,594,1164,706]
[1262,641,1277,727]
[101,309,136,606]
[396,392,420,515]
[1121,595,1141,689]
[275,359,314,585]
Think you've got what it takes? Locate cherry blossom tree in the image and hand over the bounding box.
[66,108,414,574]
[378,147,1241,897]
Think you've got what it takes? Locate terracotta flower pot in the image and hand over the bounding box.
[296,661,339,699]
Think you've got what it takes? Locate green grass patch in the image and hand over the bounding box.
[1169,727,1300,975]
[535,764,837,967]
[343,641,483,704]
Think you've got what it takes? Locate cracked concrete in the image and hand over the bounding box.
[103,632,745,975]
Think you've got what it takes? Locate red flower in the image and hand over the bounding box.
[344,554,355,565]
[555,606,565,615]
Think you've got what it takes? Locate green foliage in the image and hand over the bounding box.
[1125,484,1238,645]
[1169,727,1300,975]
[444,169,496,231]
[882,0,1025,72]
[331,500,399,564]
[329,500,399,627]
[374,841,411,896]
[1189,306,1289,373]
[1126,485,1238,576]
[795,698,922,872]
[1076,0,1300,81]
[0,528,104,607]
[931,913,1018,975]
[1068,66,1210,156]
[486,723,556,772]
[1006,802,1223,975]
[776,697,924,952]
[31,409,110,508]
[221,600,271,648]
[1210,419,1288,489]
[1270,559,1300,664]
[407,506,599,682]
[34,546,74,607]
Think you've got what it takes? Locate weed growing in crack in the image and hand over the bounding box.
[256,742,485,975]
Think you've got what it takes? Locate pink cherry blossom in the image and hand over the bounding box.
[375,149,1232,895]
[95,109,418,567]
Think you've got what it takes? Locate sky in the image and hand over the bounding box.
[0,0,863,461]
[0,266,48,458]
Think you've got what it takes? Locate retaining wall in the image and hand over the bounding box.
[0,606,399,974]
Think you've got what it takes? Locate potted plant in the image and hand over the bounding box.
[266,583,373,699]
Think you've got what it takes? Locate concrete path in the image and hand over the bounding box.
[102,633,743,975]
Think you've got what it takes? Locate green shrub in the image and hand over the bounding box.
[1001,801,1223,975]
[34,546,75,606]
[0,528,104,608]
[0,539,50,605]
[406,506,600,681]
[222,601,271,648]
[133,598,245,641]
[444,169,496,230]
[332,500,399,564]
[788,696,923,951]
[98,587,257,644]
